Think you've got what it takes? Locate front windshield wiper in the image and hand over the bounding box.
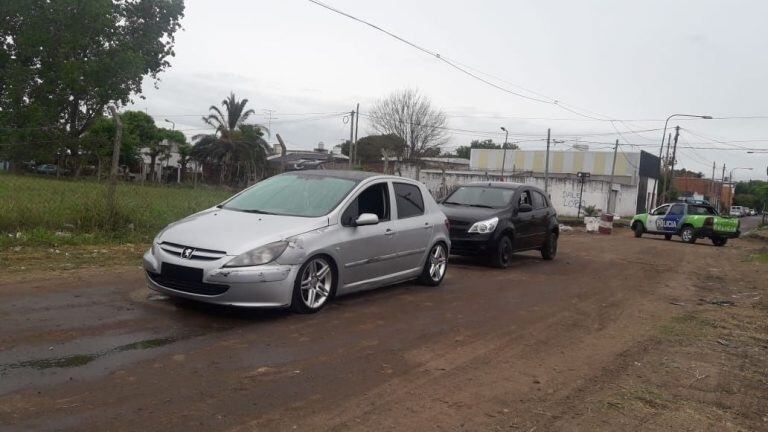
[467,204,495,208]
[443,201,466,206]
[241,209,276,215]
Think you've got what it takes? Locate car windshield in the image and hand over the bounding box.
[689,205,718,216]
[443,186,516,208]
[222,173,358,217]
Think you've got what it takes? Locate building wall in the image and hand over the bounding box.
[672,176,733,210]
[470,149,640,180]
[398,165,639,218]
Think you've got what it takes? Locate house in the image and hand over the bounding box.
[267,142,349,172]
[672,176,732,212]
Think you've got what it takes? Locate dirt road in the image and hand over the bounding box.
[1,229,766,431]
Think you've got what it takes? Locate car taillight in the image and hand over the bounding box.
[444,218,450,231]
[704,217,714,226]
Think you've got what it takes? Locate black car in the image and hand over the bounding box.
[439,182,559,268]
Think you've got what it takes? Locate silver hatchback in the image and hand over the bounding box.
[143,170,450,313]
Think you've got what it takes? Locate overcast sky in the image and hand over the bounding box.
[129,0,768,181]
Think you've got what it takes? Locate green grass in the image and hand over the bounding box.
[0,173,232,247]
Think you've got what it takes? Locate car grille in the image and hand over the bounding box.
[148,263,229,296]
[448,219,472,237]
[159,242,226,261]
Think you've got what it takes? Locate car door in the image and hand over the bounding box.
[646,204,670,233]
[513,189,535,249]
[391,182,431,274]
[531,191,550,246]
[663,203,686,233]
[335,181,398,291]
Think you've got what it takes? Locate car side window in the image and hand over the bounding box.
[651,205,670,216]
[668,204,685,216]
[393,182,425,219]
[341,182,391,226]
[532,191,548,209]
[518,190,532,207]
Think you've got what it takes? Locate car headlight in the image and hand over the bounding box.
[468,217,499,234]
[150,242,159,256]
[224,241,289,267]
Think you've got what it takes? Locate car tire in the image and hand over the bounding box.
[491,235,514,268]
[664,234,672,241]
[633,223,644,238]
[541,231,558,260]
[418,242,448,286]
[712,236,728,247]
[680,226,697,244]
[290,255,336,314]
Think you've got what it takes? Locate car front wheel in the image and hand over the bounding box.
[491,236,513,268]
[418,242,448,286]
[291,256,335,314]
[633,223,644,238]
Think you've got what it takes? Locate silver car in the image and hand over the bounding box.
[143,170,450,313]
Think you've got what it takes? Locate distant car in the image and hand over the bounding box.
[439,182,559,268]
[143,170,450,313]
[632,203,740,246]
[729,206,743,217]
[35,164,60,175]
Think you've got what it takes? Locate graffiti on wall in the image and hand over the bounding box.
[562,190,582,209]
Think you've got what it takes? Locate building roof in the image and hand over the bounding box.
[281,169,381,181]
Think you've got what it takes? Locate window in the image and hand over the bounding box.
[689,205,717,216]
[224,173,357,217]
[443,186,516,208]
[394,183,425,219]
[341,183,390,226]
[518,190,532,207]
[668,204,685,216]
[650,205,670,216]
[532,191,548,209]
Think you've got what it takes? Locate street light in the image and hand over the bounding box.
[653,113,712,206]
[728,167,753,208]
[500,127,509,180]
[164,118,175,131]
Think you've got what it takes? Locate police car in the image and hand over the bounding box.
[631,202,740,246]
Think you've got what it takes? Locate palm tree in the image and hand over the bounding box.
[193,92,270,186]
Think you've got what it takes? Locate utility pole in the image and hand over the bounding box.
[348,110,355,169]
[659,132,672,203]
[353,103,359,166]
[607,139,619,213]
[668,126,681,201]
[718,164,726,212]
[710,162,716,203]
[107,106,122,226]
[264,109,275,145]
[544,128,551,193]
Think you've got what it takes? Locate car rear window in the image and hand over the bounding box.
[689,205,717,216]
[394,183,425,218]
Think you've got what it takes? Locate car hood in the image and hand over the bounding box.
[439,204,504,222]
[157,208,329,255]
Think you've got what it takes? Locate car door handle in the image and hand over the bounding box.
[385,229,396,236]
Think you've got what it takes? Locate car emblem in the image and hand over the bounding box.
[181,248,195,259]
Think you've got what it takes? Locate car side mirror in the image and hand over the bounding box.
[355,213,379,226]
[518,203,533,213]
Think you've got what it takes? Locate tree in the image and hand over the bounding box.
[454,139,518,159]
[177,143,193,182]
[674,168,704,179]
[340,134,405,163]
[193,93,270,186]
[367,89,448,161]
[0,0,184,171]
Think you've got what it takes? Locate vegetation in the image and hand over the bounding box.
[367,89,448,161]
[454,139,519,160]
[733,180,768,211]
[0,0,185,172]
[0,174,231,247]
[192,93,271,186]
[340,134,405,163]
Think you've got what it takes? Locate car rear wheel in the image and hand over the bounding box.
[633,223,644,238]
[712,236,728,247]
[541,232,558,260]
[291,256,335,314]
[681,226,697,244]
[664,234,672,241]
[491,236,514,268]
[418,242,448,286]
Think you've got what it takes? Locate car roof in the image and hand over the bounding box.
[461,181,526,190]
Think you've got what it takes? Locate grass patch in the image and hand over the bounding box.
[658,314,716,339]
[0,173,232,247]
[747,253,768,263]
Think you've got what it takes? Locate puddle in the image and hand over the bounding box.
[1,337,177,371]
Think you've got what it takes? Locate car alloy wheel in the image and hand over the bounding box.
[681,226,696,244]
[428,243,447,282]
[299,257,332,309]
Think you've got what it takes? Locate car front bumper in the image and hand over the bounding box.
[142,249,299,307]
[448,233,496,256]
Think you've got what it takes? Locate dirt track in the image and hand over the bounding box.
[1,228,766,431]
